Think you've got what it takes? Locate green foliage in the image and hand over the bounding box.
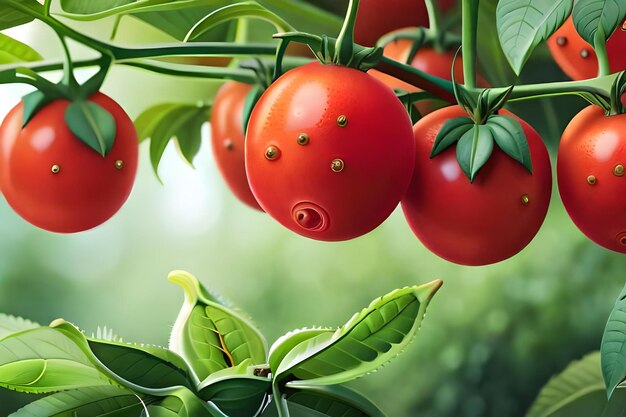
[0,0,42,31]
[0,33,42,65]
[0,314,39,340]
[274,281,442,386]
[456,124,494,182]
[496,0,573,75]
[526,352,626,417]
[64,100,117,157]
[0,271,440,417]
[8,386,149,417]
[572,0,626,46]
[135,103,210,179]
[602,283,626,398]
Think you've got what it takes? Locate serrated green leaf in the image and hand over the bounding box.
[456,125,495,182]
[487,115,533,173]
[526,352,626,417]
[0,314,39,340]
[242,85,264,134]
[572,0,626,46]
[168,271,267,382]
[0,327,111,393]
[8,386,150,417]
[148,387,221,417]
[269,328,335,375]
[0,0,43,31]
[285,384,386,417]
[602,283,626,398]
[430,117,474,157]
[274,281,442,386]
[496,0,573,74]
[0,32,42,65]
[185,1,294,42]
[65,100,117,156]
[175,110,207,167]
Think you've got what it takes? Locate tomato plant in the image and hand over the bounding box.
[211,81,263,211]
[557,106,626,253]
[0,93,138,233]
[402,106,552,266]
[246,62,415,241]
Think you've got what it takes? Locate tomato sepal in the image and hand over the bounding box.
[456,124,494,182]
[64,99,117,157]
[610,70,626,115]
[429,116,473,157]
[22,90,54,127]
[487,115,533,173]
[241,85,264,134]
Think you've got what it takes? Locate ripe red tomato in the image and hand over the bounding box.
[369,39,489,114]
[557,106,626,253]
[245,62,415,241]
[0,92,138,233]
[402,106,552,265]
[355,0,456,46]
[547,17,626,80]
[210,81,263,211]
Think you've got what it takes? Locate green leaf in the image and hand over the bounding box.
[263,385,386,417]
[487,115,533,173]
[526,352,626,417]
[430,117,474,157]
[149,387,222,417]
[0,327,111,393]
[65,100,117,157]
[184,1,295,42]
[0,0,43,31]
[175,109,208,167]
[241,85,264,134]
[269,328,335,375]
[0,32,42,65]
[169,271,267,382]
[456,125,495,182]
[198,370,270,417]
[22,90,54,128]
[274,281,442,386]
[149,106,202,180]
[602,283,626,398]
[496,0,573,74]
[0,314,39,340]
[572,0,626,46]
[8,386,151,417]
[134,103,181,142]
[86,339,196,390]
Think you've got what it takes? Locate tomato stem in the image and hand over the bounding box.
[424,0,444,53]
[335,0,359,65]
[461,0,478,90]
[594,28,611,78]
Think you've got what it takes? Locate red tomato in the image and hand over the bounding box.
[210,81,263,211]
[246,62,415,241]
[0,93,138,233]
[402,106,552,265]
[558,106,626,253]
[355,0,456,46]
[547,17,626,80]
[369,39,489,114]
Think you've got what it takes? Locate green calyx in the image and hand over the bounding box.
[21,56,117,157]
[433,79,532,182]
[273,0,383,72]
[609,71,626,116]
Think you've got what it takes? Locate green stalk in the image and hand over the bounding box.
[461,0,479,89]
[334,0,359,65]
[273,384,290,417]
[119,59,259,83]
[424,0,444,52]
[594,29,611,77]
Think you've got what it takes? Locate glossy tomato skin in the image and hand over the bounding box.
[369,39,489,114]
[246,62,415,241]
[402,106,552,265]
[547,17,626,80]
[558,106,626,253]
[210,81,263,211]
[355,0,456,46]
[0,92,138,233]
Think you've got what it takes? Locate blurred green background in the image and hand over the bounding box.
[1,1,625,416]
